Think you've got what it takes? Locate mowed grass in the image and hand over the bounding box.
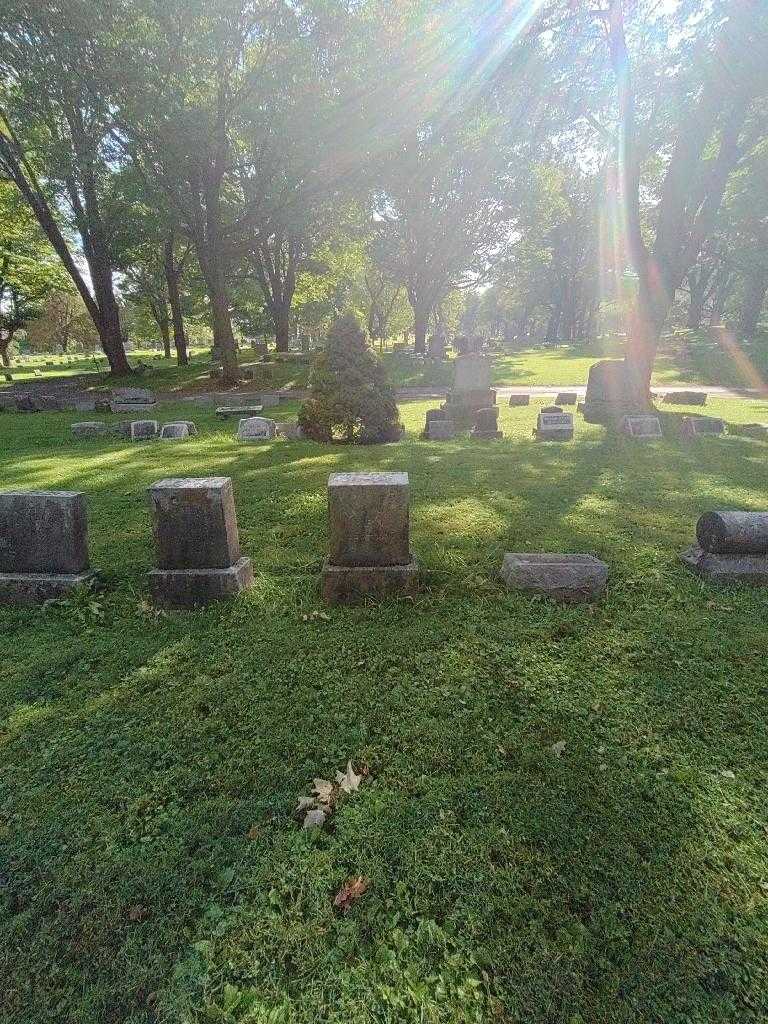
[2,395,768,1023]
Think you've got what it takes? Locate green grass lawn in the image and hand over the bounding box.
[2,396,768,1023]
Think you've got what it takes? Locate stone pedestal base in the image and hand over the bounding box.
[321,558,419,605]
[0,570,97,606]
[471,429,503,440]
[500,553,608,603]
[149,556,254,608]
[680,545,768,585]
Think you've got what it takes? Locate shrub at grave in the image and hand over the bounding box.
[299,315,401,443]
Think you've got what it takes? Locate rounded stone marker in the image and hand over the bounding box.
[696,511,768,555]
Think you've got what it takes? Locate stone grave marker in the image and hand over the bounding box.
[620,415,663,439]
[322,472,418,604]
[0,490,98,604]
[680,416,725,439]
[471,406,502,440]
[681,510,768,585]
[500,552,608,604]
[555,392,578,405]
[663,390,707,406]
[148,477,254,607]
[110,387,157,413]
[729,422,768,440]
[508,394,530,406]
[535,409,574,441]
[72,422,109,440]
[130,420,160,441]
[237,416,277,442]
[160,422,195,441]
[426,419,456,440]
[276,420,304,440]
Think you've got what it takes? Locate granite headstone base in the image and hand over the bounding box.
[321,557,419,605]
[0,569,97,606]
[500,552,608,603]
[149,556,254,608]
[680,545,768,586]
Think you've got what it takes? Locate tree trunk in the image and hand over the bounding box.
[164,238,189,366]
[738,266,768,338]
[0,332,13,381]
[199,254,238,382]
[274,305,291,353]
[709,271,733,327]
[413,312,428,354]
[160,318,171,359]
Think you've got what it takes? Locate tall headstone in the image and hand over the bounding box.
[582,359,651,424]
[148,477,253,607]
[322,472,418,604]
[441,354,496,424]
[0,490,98,604]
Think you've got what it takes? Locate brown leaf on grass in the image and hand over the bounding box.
[312,778,334,805]
[333,876,369,912]
[127,904,150,922]
[335,761,362,794]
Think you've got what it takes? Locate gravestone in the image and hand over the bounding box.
[277,420,304,440]
[535,409,574,441]
[681,510,768,585]
[680,416,725,439]
[72,422,109,440]
[620,415,663,439]
[0,490,98,604]
[583,359,651,423]
[500,552,608,604]
[555,392,578,406]
[729,422,768,441]
[160,422,194,441]
[237,416,277,442]
[148,477,254,607]
[215,404,263,419]
[110,387,157,413]
[508,394,530,406]
[426,419,456,440]
[322,472,419,604]
[471,406,502,440]
[441,354,496,423]
[130,420,160,441]
[663,390,707,406]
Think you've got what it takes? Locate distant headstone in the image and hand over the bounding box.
[426,419,456,440]
[620,415,663,439]
[322,472,418,604]
[276,420,303,440]
[663,391,707,406]
[555,392,578,405]
[72,422,109,440]
[215,404,263,419]
[471,406,502,440]
[500,552,608,604]
[111,387,157,413]
[130,420,160,441]
[681,416,725,439]
[508,394,530,406]
[535,410,574,441]
[148,477,253,607]
[160,422,195,441]
[237,416,277,442]
[0,490,98,604]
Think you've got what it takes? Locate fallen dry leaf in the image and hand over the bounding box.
[303,807,327,830]
[313,778,334,804]
[333,875,369,912]
[335,761,362,794]
[551,740,567,757]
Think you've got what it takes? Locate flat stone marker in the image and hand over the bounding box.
[111,387,157,413]
[680,547,768,586]
[148,477,253,607]
[508,394,530,406]
[555,392,578,405]
[160,422,196,441]
[216,405,263,419]
[620,415,663,439]
[426,419,456,440]
[535,410,574,441]
[0,490,97,604]
[500,552,608,604]
[680,416,725,439]
[130,420,159,441]
[663,390,706,406]
[72,422,109,439]
[322,472,418,604]
[237,416,277,442]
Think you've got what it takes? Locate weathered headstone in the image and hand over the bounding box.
[237,417,277,442]
[72,422,109,440]
[160,422,194,441]
[0,490,97,604]
[215,404,263,419]
[620,415,663,439]
[322,472,418,604]
[426,419,456,440]
[508,394,530,407]
[681,510,768,585]
[441,354,496,423]
[500,552,608,604]
[130,420,160,441]
[276,420,304,440]
[555,392,578,405]
[583,359,651,424]
[663,390,707,406]
[680,416,725,439]
[535,409,574,441]
[110,387,157,413]
[148,477,254,607]
[471,406,502,440]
